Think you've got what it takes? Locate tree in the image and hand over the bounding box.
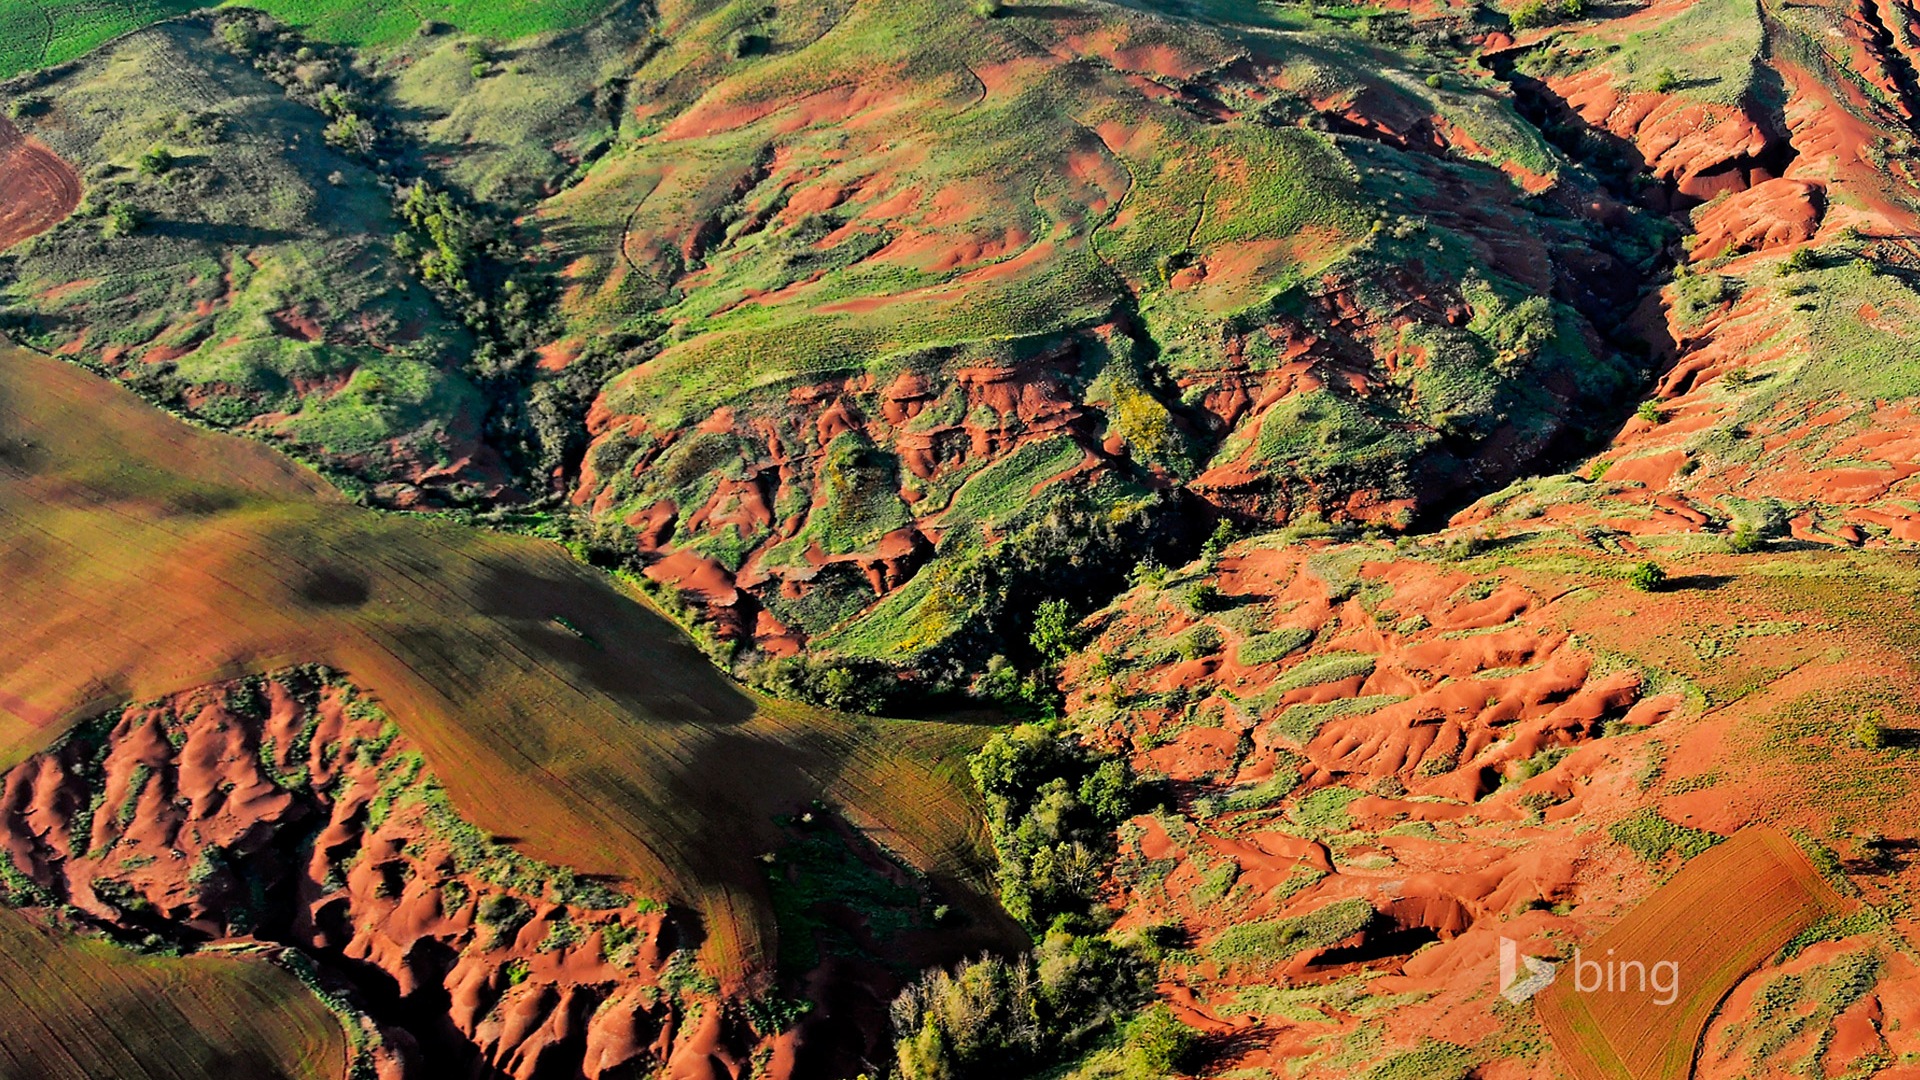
[137,145,174,177]
[1629,561,1667,592]
[1853,714,1888,749]
[1029,600,1080,666]
[1183,581,1221,615]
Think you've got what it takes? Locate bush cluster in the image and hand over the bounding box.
[971,723,1135,928]
[888,724,1185,1079]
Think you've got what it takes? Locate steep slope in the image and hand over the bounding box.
[535,0,1660,662]
[0,20,505,507]
[1059,525,1920,1078]
[0,343,1018,1022]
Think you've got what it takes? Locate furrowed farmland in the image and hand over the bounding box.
[1538,828,1852,1080]
[0,0,618,79]
[0,907,344,1080]
[0,345,1010,986]
[2,0,1920,1074]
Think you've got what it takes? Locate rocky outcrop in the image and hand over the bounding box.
[0,669,764,1080]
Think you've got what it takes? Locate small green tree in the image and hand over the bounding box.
[1853,714,1887,749]
[101,203,141,239]
[1728,521,1762,553]
[136,145,174,177]
[1029,599,1081,666]
[1650,68,1680,93]
[1183,581,1221,615]
[1636,400,1663,425]
[1629,561,1666,592]
[1120,1004,1199,1076]
[1780,247,1819,275]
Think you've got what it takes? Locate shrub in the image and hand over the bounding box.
[1425,73,1444,89]
[100,203,142,239]
[1511,0,1585,28]
[1728,521,1762,553]
[477,893,532,945]
[972,0,1004,15]
[219,19,260,53]
[1183,581,1222,615]
[1176,624,1222,661]
[1628,561,1667,592]
[1028,599,1081,667]
[1852,715,1887,749]
[471,61,491,79]
[1129,558,1168,590]
[1636,400,1664,424]
[1236,628,1314,667]
[1780,247,1819,275]
[136,145,174,177]
[1119,1005,1199,1076]
[1651,67,1681,93]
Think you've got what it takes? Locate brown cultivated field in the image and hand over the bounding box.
[1538,828,1851,1080]
[0,908,344,1080]
[0,116,78,251]
[0,346,1009,980]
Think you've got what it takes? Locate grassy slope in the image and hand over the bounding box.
[0,345,1008,979]
[0,21,489,498]
[0,908,344,1080]
[543,0,1640,655]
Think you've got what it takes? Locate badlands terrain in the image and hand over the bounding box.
[1,0,1919,1077]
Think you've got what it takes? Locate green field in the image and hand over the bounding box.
[0,346,1013,979]
[0,908,344,1080]
[0,0,622,81]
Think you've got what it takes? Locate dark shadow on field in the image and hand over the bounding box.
[1662,573,1733,591]
[1000,4,1091,18]
[469,559,756,725]
[1190,1028,1270,1073]
[298,566,371,607]
[140,220,306,247]
[1885,727,1920,749]
[1846,837,1917,875]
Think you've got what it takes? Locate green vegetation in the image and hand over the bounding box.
[1629,561,1668,592]
[0,0,617,79]
[971,723,1136,928]
[1851,714,1887,749]
[1208,898,1376,962]
[890,722,1171,1079]
[1608,808,1722,863]
[1510,0,1587,30]
[1237,627,1315,666]
[1274,652,1378,693]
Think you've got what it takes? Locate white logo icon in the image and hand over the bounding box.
[1499,937,1558,1004]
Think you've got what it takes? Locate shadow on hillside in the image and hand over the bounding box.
[1661,573,1732,591]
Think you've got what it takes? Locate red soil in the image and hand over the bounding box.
[1539,829,1848,1080]
[0,676,715,1080]
[0,116,79,252]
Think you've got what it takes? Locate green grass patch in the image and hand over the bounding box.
[1208,897,1376,962]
